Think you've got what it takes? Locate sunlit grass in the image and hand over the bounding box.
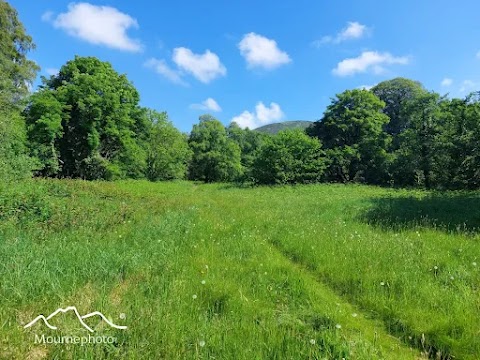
[1,180,478,359]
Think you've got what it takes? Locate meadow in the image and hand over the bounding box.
[0,180,479,359]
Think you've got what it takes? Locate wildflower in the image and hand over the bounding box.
[335,324,342,329]
[199,340,206,347]
[192,294,197,300]
[434,266,438,270]
[201,280,206,285]
[309,339,316,345]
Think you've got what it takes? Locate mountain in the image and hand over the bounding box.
[254,121,314,134]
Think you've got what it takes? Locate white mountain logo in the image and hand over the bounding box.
[24,306,127,333]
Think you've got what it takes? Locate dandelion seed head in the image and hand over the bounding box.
[192,294,197,300]
[201,280,206,285]
[199,340,206,347]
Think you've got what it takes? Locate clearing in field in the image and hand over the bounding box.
[0,180,479,359]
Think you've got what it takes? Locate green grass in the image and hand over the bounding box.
[1,180,479,359]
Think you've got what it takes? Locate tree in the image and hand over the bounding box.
[371,78,426,148]
[0,0,39,106]
[188,115,242,182]
[25,56,148,180]
[391,92,444,188]
[0,1,39,181]
[227,122,264,181]
[308,89,391,184]
[252,129,326,185]
[145,110,191,181]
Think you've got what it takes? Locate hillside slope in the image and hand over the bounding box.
[254,120,314,134]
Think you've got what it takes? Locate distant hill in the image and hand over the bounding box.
[254,121,314,134]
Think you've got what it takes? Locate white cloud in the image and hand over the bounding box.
[45,68,59,76]
[172,47,226,83]
[441,78,453,87]
[460,80,477,93]
[238,33,291,70]
[190,98,222,112]
[144,58,187,86]
[47,3,142,52]
[314,22,368,46]
[333,51,410,77]
[358,84,376,90]
[231,102,285,129]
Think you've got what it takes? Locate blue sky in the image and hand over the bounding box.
[10,0,480,132]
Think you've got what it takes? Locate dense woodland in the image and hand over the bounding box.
[2,1,480,189]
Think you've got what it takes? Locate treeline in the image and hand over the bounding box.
[1,1,480,189]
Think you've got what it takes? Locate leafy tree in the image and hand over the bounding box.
[0,0,39,106]
[252,129,326,185]
[371,78,426,142]
[188,115,242,182]
[439,93,480,189]
[227,121,264,180]
[146,110,191,181]
[25,56,148,180]
[391,92,444,188]
[308,89,391,184]
[0,0,39,181]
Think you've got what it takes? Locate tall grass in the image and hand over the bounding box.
[1,180,478,359]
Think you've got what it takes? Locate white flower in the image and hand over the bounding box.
[434,266,438,270]
[192,294,197,300]
[335,324,342,329]
[199,340,206,347]
[309,339,316,345]
[380,282,385,286]
[201,280,206,285]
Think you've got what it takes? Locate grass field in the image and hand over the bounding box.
[0,180,479,359]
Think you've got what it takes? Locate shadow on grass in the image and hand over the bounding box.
[361,192,480,234]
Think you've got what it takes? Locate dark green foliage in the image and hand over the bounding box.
[0,0,39,106]
[227,122,264,180]
[188,115,242,182]
[146,110,191,181]
[254,120,314,134]
[391,92,449,189]
[25,56,148,180]
[0,0,39,181]
[371,78,426,143]
[252,130,326,185]
[309,89,391,184]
